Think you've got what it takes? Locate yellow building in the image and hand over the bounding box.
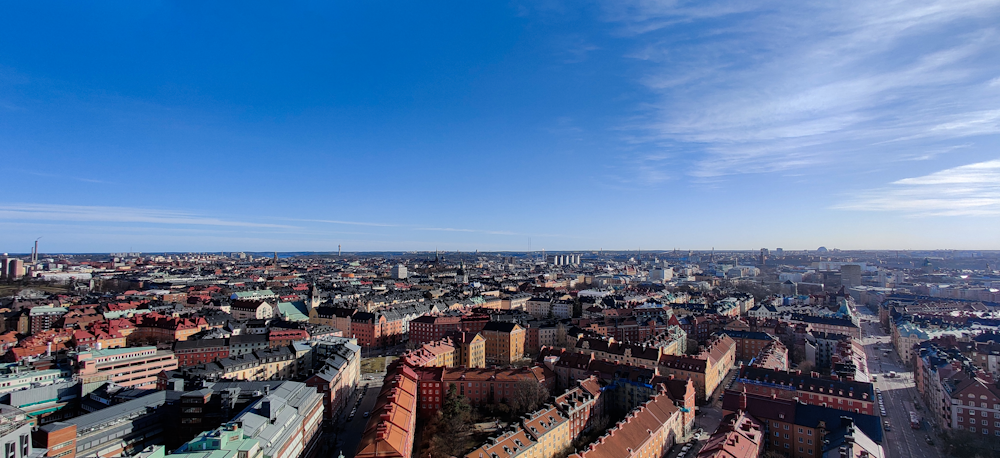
[483,322,525,366]
[465,404,570,458]
[457,332,486,369]
[657,334,736,401]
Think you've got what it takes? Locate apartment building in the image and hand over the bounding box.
[304,339,361,420]
[29,307,68,335]
[169,423,263,458]
[950,376,1000,437]
[464,405,571,458]
[574,337,664,367]
[407,314,488,345]
[176,346,297,382]
[229,301,274,321]
[355,364,419,458]
[658,334,736,401]
[569,387,683,458]
[482,322,525,366]
[174,339,230,368]
[729,367,876,416]
[230,382,324,458]
[73,347,178,393]
[696,411,764,458]
[131,314,209,343]
[526,298,552,320]
[717,330,778,361]
[721,392,883,458]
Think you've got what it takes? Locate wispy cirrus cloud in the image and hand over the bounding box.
[834,159,1000,216]
[290,218,399,227]
[0,203,293,228]
[599,0,1000,178]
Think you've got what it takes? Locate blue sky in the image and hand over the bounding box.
[2,1,1000,253]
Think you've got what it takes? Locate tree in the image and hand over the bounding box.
[425,384,474,458]
[941,429,1000,458]
[510,378,549,416]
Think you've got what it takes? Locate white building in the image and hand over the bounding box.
[390,264,408,279]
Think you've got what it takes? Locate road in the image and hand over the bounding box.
[329,377,384,458]
[858,308,942,458]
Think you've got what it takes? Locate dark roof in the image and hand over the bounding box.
[483,321,521,333]
[717,330,776,341]
[174,338,228,350]
[795,402,883,443]
[738,366,874,401]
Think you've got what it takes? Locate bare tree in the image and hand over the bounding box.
[510,378,549,416]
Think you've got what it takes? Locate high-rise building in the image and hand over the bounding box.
[390,264,408,279]
[7,259,24,280]
[841,264,862,288]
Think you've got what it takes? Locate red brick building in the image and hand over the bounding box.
[173,338,229,368]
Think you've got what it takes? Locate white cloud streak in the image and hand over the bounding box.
[0,203,294,228]
[834,159,1000,216]
[601,0,1000,178]
[291,218,399,227]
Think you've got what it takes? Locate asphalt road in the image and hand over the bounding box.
[330,379,384,458]
[858,309,942,458]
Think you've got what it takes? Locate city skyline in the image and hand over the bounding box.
[3,1,1000,252]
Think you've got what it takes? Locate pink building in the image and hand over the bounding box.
[73,346,178,390]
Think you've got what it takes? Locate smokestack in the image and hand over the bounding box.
[96,342,102,350]
[338,245,341,256]
[33,240,38,262]
[46,342,52,357]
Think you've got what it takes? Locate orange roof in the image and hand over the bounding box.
[573,389,680,458]
[356,365,419,458]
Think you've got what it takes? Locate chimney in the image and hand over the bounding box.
[46,342,52,357]
[96,342,102,350]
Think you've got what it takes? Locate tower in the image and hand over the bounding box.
[309,282,322,316]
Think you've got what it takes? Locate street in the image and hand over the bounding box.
[328,378,384,458]
[858,309,943,458]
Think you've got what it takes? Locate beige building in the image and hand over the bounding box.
[483,322,525,366]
